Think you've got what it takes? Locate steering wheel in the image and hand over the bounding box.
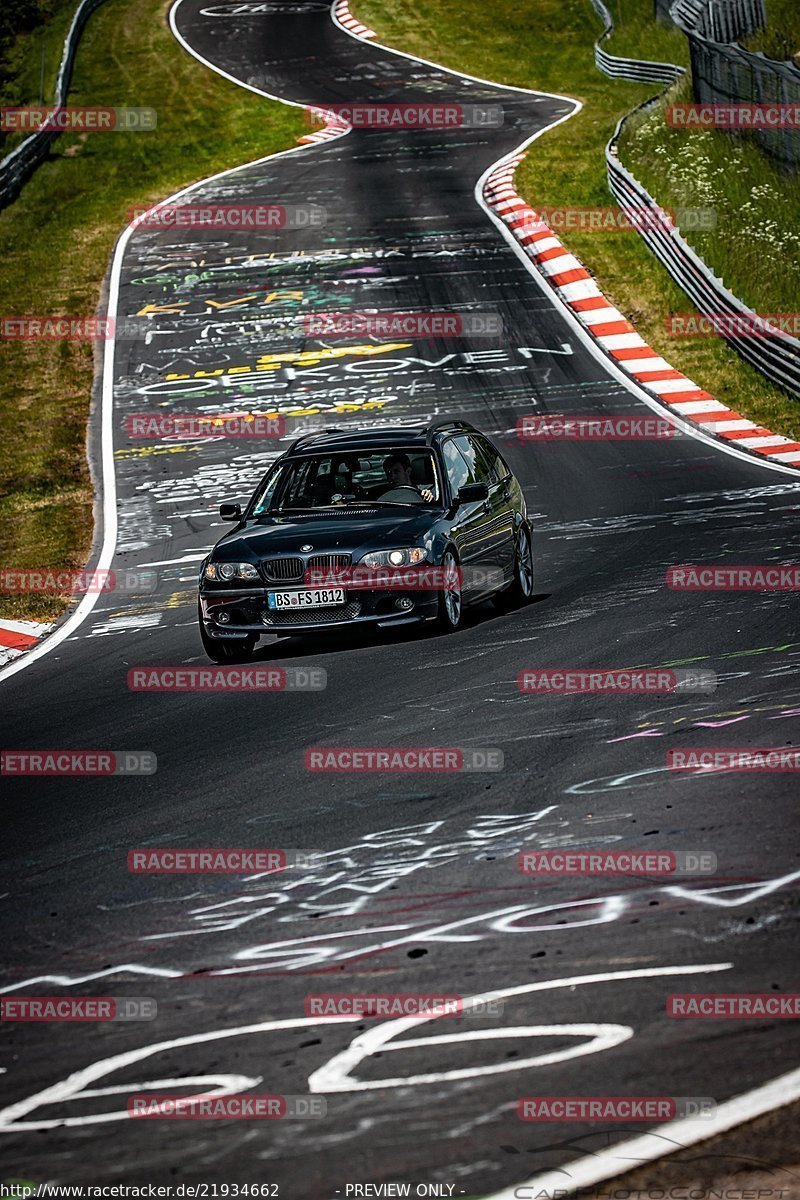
[376,485,426,504]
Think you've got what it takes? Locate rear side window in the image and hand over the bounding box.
[441,437,476,493]
[471,434,509,482]
[451,435,494,484]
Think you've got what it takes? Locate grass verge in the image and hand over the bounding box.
[619,75,800,314]
[743,0,800,61]
[0,0,305,622]
[350,0,800,442]
[0,0,75,117]
[603,0,690,67]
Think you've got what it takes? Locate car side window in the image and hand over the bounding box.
[442,437,475,494]
[283,458,319,508]
[251,463,285,514]
[452,435,493,484]
[471,435,508,483]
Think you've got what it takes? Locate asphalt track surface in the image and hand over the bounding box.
[1,0,799,1193]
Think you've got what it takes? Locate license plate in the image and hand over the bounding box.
[268,588,345,610]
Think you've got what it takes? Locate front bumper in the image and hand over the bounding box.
[199,585,439,636]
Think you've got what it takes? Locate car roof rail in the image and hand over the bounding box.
[286,427,346,455]
[425,419,472,445]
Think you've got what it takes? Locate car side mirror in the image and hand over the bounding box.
[219,502,242,521]
[457,483,489,504]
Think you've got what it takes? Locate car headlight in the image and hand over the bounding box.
[203,561,259,581]
[359,547,427,568]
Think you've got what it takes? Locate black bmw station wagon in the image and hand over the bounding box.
[198,421,533,661]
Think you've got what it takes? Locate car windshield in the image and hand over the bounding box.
[250,449,441,515]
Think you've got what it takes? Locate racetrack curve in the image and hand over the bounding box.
[0,1,799,1193]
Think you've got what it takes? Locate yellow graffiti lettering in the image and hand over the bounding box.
[164,590,195,610]
[135,302,189,316]
[263,290,304,304]
[114,445,198,459]
[206,294,258,310]
[173,343,411,380]
[254,343,410,367]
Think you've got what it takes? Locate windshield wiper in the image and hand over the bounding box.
[256,506,319,516]
[350,500,431,508]
[256,500,435,515]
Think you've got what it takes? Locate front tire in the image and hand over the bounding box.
[199,602,257,662]
[435,548,463,632]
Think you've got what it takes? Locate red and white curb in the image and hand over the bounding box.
[298,105,352,146]
[332,0,376,40]
[484,155,800,467]
[0,618,53,667]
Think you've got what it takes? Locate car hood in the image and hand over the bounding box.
[214,508,440,560]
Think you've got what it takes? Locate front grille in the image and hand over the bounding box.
[308,553,351,573]
[261,557,304,582]
[261,601,361,626]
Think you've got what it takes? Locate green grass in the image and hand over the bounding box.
[352,0,799,444]
[0,0,82,154]
[0,0,305,622]
[603,0,690,67]
[0,0,75,104]
[743,0,800,61]
[619,75,800,313]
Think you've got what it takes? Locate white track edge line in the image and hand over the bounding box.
[6,0,796,690]
[0,0,353,687]
[330,2,580,105]
[330,9,800,1190]
[482,1064,800,1200]
[333,3,800,479]
[474,144,800,478]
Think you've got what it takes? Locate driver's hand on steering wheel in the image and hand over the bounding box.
[420,488,433,502]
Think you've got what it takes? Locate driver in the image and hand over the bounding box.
[382,453,433,502]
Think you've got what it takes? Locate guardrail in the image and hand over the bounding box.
[583,0,800,396]
[606,101,800,398]
[671,0,764,43]
[590,0,685,84]
[0,0,109,210]
[670,0,799,170]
